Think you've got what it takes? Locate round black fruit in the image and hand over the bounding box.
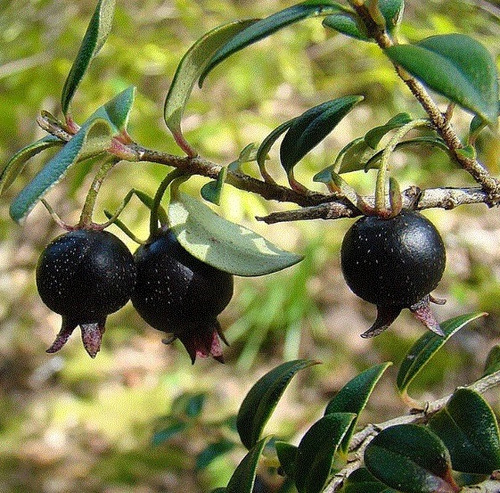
[131,229,234,362]
[36,229,136,357]
[340,210,446,337]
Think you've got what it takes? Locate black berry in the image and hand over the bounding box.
[340,210,446,337]
[131,229,234,363]
[36,229,137,357]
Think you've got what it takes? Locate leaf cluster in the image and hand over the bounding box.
[208,313,499,493]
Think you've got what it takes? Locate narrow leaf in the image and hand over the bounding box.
[324,362,392,453]
[280,96,363,173]
[378,0,405,34]
[364,424,458,493]
[323,0,404,40]
[396,312,486,395]
[364,113,413,149]
[0,135,63,195]
[429,388,500,475]
[322,13,369,41]
[228,143,258,173]
[295,412,356,493]
[10,117,113,223]
[86,86,136,134]
[184,392,207,419]
[101,85,136,132]
[196,439,236,470]
[237,359,318,450]
[168,191,304,276]
[275,441,298,479]
[484,345,500,377]
[226,436,271,493]
[152,421,188,446]
[312,138,374,178]
[61,0,116,115]
[256,118,296,172]
[385,34,499,124]
[199,1,346,86]
[164,19,257,138]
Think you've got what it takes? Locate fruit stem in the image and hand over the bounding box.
[41,199,74,230]
[103,210,146,244]
[79,156,117,228]
[375,119,431,216]
[149,168,187,237]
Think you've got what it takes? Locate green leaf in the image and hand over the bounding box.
[228,143,258,172]
[378,0,405,33]
[196,439,236,470]
[385,34,499,124]
[275,441,298,479]
[429,388,500,475]
[364,113,413,149]
[342,468,399,493]
[322,13,369,41]
[456,145,476,160]
[164,19,257,140]
[324,362,392,454]
[201,166,228,205]
[312,138,374,178]
[0,135,63,195]
[170,392,207,418]
[364,424,457,493]
[90,86,136,133]
[168,191,304,276]
[323,0,404,41]
[470,101,500,137]
[362,137,449,172]
[226,436,271,493]
[152,420,188,446]
[102,85,136,132]
[256,118,296,173]
[484,345,500,377]
[199,1,346,86]
[10,117,113,223]
[280,96,363,173]
[295,412,356,493]
[396,312,486,395]
[61,0,116,115]
[338,138,377,174]
[237,360,318,449]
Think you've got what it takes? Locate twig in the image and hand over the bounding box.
[257,186,491,223]
[37,117,499,220]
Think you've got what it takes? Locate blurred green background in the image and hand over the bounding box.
[0,1,499,491]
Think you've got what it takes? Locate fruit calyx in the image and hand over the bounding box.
[162,319,230,364]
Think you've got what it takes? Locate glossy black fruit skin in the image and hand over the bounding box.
[36,229,137,321]
[340,210,446,308]
[131,229,234,334]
